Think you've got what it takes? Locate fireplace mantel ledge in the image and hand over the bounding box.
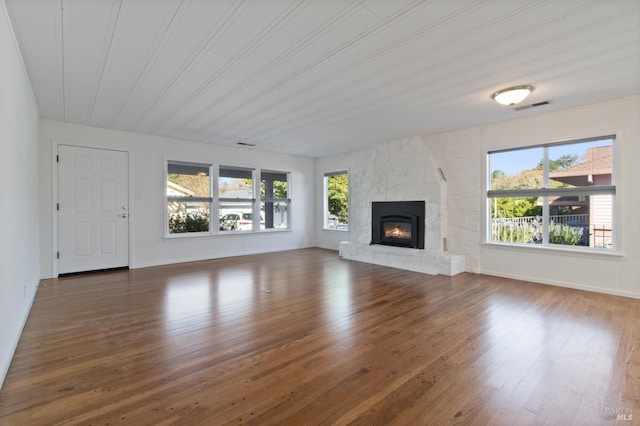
[338,241,465,276]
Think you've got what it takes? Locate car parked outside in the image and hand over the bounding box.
[220,212,265,231]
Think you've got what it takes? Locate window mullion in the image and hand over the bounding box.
[210,165,217,234]
[253,168,260,231]
[542,147,549,245]
[487,186,615,198]
[543,147,549,188]
[542,195,549,245]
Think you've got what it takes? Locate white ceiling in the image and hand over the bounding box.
[6,0,640,157]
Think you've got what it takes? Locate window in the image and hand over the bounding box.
[166,161,292,235]
[219,166,255,231]
[261,170,290,229]
[167,160,212,234]
[488,136,615,249]
[324,171,349,230]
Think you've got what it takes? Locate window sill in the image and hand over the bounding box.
[165,228,292,239]
[323,228,349,232]
[481,241,623,259]
[165,231,211,239]
[219,228,292,235]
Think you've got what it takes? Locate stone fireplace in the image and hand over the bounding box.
[371,201,425,249]
[334,136,465,276]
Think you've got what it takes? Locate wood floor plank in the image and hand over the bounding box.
[0,248,638,425]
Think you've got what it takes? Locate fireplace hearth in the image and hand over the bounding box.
[371,201,425,249]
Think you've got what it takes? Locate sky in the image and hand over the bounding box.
[490,139,613,176]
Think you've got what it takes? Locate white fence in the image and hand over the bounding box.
[491,214,589,227]
[490,214,615,248]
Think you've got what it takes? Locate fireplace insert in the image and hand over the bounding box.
[371,201,425,249]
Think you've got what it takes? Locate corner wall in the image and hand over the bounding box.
[38,120,316,278]
[423,127,482,272]
[0,0,40,388]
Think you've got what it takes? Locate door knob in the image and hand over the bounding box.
[120,213,129,218]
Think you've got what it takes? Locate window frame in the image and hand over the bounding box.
[165,159,214,237]
[485,135,617,252]
[260,169,291,230]
[323,170,349,231]
[165,159,293,238]
[218,165,257,232]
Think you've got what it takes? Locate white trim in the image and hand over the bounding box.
[164,156,214,238]
[164,158,294,236]
[487,134,617,154]
[484,134,619,253]
[612,128,623,253]
[0,282,38,390]
[478,269,639,300]
[322,168,349,230]
[487,185,615,198]
[481,241,623,259]
[131,243,307,270]
[259,169,291,231]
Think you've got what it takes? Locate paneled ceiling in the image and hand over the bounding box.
[6,0,640,157]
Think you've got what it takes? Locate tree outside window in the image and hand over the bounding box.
[324,171,348,230]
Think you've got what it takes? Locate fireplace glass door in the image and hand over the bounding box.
[382,221,412,240]
[371,201,425,249]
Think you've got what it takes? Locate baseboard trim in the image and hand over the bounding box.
[131,245,314,270]
[479,268,640,299]
[0,282,38,390]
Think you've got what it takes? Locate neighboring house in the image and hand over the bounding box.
[166,181,204,216]
[218,188,254,218]
[549,146,613,247]
[549,146,612,187]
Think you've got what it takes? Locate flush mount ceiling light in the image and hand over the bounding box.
[491,85,534,106]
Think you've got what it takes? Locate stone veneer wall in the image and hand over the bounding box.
[423,128,481,273]
[349,136,445,251]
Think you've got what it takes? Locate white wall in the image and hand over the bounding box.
[426,95,640,297]
[38,120,315,278]
[0,0,40,388]
[315,136,445,252]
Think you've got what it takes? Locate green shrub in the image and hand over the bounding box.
[492,218,540,243]
[219,218,238,231]
[492,219,584,245]
[548,223,583,245]
[169,212,209,233]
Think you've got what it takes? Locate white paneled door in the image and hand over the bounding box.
[58,145,129,274]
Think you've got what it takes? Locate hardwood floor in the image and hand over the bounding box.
[1,248,638,425]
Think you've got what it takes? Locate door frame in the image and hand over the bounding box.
[51,140,133,277]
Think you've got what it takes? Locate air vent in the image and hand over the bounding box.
[512,100,550,111]
[236,142,256,147]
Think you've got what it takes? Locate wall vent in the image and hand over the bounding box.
[512,100,550,111]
